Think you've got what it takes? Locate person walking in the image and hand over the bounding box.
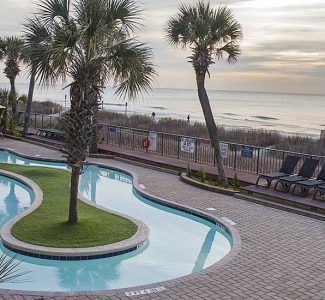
[187,114,190,123]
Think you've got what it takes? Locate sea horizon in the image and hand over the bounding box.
[1,82,324,138]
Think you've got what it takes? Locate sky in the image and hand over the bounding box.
[0,0,324,95]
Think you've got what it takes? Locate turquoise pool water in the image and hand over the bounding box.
[0,150,232,292]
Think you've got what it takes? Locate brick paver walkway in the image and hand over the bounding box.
[0,138,324,300]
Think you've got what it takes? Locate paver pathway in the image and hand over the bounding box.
[0,138,324,300]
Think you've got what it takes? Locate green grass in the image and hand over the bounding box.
[0,163,137,248]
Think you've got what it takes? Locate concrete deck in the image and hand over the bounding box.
[0,138,324,300]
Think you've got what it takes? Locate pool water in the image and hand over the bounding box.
[0,150,232,291]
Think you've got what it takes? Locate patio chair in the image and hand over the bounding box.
[255,155,300,187]
[274,158,319,192]
[313,184,325,199]
[292,164,325,196]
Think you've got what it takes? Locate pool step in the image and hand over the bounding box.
[235,193,325,221]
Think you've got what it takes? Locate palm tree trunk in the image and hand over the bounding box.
[23,70,36,138]
[89,105,98,154]
[196,71,228,187]
[9,77,17,122]
[68,165,81,224]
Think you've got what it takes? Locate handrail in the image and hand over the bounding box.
[19,111,325,174]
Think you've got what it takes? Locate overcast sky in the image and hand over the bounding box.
[0,0,324,94]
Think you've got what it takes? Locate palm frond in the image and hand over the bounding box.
[165,1,243,67]
[107,0,142,33]
[0,253,31,284]
[37,0,70,25]
[107,39,156,99]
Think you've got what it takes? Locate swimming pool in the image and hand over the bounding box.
[0,150,233,292]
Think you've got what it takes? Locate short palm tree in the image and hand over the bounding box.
[166,1,242,187]
[0,37,25,122]
[0,89,9,132]
[26,0,155,224]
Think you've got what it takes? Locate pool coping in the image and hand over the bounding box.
[0,149,241,297]
[0,169,150,260]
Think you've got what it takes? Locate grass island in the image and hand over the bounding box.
[0,163,138,248]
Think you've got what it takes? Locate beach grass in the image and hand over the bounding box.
[98,110,324,156]
[0,163,137,248]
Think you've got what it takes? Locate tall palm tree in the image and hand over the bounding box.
[0,37,25,122]
[26,0,155,224]
[166,1,242,187]
[22,18,47,138]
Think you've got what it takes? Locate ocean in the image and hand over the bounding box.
[1,82,324,137]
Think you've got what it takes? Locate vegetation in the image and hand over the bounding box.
[166,2,243,187]
[25,0,155,224]
[198,168,206,183]
[0,36,25,125]
[186,168,239,191]
[0,253,30,284]
[186,163,192,177]
[0,163,137,247]
[18,101,63,115]
[98,110,324,156]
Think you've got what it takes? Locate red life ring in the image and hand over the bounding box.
[142,138,150,149]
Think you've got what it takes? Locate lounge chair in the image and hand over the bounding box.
[274,158,319,192]
[256,155,300,187]
[313,184,325,199]
[291,164,325,196]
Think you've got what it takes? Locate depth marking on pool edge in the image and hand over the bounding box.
[206,207,217,211]
[125,286,166,297]
[221,217,237,226]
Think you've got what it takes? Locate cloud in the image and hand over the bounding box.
[0,0,324,94]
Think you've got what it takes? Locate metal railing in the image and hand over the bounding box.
[24,111,325,175]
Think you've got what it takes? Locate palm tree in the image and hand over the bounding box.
[166,1,242,187]
[0,37,25,123]
[22,18,46,138]
[0,89,9,132]
[26,0,155,224]
[0,253,30,284]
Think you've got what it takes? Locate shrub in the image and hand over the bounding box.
[198,168,206,183]
[186,163,192,177]
[233,171,239,188]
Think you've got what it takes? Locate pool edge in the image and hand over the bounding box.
[0,169,150,260]
[0,149,241,296]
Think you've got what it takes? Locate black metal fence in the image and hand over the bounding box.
[25,112,325,175]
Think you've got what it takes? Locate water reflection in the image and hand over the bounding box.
[80,167,132,203]
[0,176,34,226]
[192,228,216,273]
[80,165,101,203]
[57,259,121,291]
[0,151,232,292]
[4,181,19,219]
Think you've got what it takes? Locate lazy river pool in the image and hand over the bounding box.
[0,150,232,292]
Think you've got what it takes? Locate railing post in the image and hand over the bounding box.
[34,114,36,128]
[256,148,260,174]
[49,116,52,126]
[177,135,181,159]
[132,129,135,150]
[195,138,198,162]
[106,125,109,144]
[119,127,122,146]
[161,133,164,155]
[41,115,44,128]
[234,144,237,170]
